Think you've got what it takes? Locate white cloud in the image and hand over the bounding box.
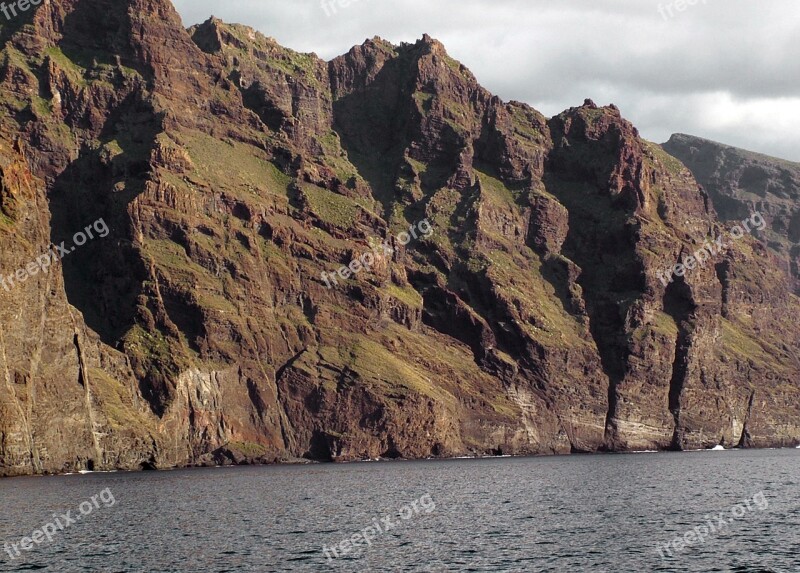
[171,0,800,161]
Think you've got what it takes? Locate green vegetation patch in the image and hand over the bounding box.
[182,130,291,200]
[413,91,433,114]
[485,249,587,349]
[88,367,156,433]
[227,441,268,457]
[720,318,771,368]
[644,141,686,177]
[476,167,517,208]
[316,130,363,184]
[334,337,457,404]
[632,311,679,344]
[43,46,88,86]
[578,106,607,128]
[141,238,226,295]
[122,324,174,364]
[301,183,371,229]
[425,187,465,254]
[382,283,423,308]
[508,103,547,142]
[221,23,323,85]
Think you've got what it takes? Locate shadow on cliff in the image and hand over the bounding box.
[48,91,161,347]
[541,175,646,448]
[0,3,35,46]
[57,0,155,82]
[330,46,458,223]
[663,270,697,450]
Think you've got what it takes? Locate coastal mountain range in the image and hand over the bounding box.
[0,0,798,476]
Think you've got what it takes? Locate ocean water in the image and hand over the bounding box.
[1,449,798,572]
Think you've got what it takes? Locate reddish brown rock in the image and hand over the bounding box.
[0,0,798,477]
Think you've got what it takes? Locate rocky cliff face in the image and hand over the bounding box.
[0,0,798,477]
[663,133,800,294]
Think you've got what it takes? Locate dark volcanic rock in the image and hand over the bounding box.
[0,0,798,476]
[663,133,800,294]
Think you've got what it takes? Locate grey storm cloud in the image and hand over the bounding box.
[171,0,800,161]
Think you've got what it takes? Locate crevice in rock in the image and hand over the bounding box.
[737,390,756,448]
[662,271,696,451]
[417,285,492,365]
[71,316,103,466]
[542,177,644,450]
[715,260,731,319]
[274,348,307,451]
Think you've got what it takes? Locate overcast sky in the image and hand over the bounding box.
[172,0,800,161]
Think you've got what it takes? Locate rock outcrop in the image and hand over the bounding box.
[663,133,800,295]
[0,0,798,476]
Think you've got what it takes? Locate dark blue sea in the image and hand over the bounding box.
[1,449,798,572]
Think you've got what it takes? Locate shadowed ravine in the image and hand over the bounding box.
[0,0,799,477]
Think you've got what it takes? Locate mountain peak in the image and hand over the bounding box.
[1,5,799,476]
[417,32,446,55]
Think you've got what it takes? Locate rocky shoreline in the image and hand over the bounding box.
[1,0,799,478]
